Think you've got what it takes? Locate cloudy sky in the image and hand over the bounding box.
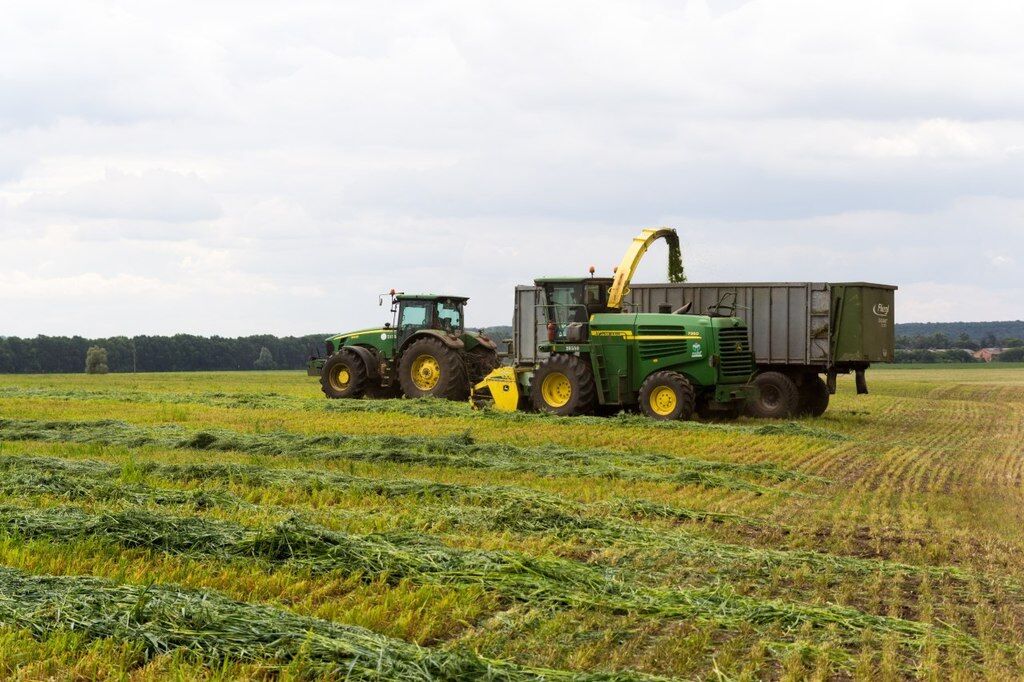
[1,0,1022,336]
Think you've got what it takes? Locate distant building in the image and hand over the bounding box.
[973,348,1004,362]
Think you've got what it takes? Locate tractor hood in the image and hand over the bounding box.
[327,327,392,344]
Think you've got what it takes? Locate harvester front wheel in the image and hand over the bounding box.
[320,351,367,399]
[746,371,799,418]
[639,371,696,421]
[798,374,830,417]
[530,354,596,416]
[399,337,469,400]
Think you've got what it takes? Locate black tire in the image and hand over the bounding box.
[398,337,469,400]
[320,351,367,399]
[530,354,597,416]
[746,371,800,419]
[696,395,741,421]
[638,371,696,421]
[798,374,830,417]
[465,345,500,384]
[364,382,401,399]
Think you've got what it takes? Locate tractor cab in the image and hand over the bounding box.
[390,294,467,346]
[534,277,613,342]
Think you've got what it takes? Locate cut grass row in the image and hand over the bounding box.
[0,452,995,592]
[0,564,634,681]
[0,417,821,494]
[0,386,849,441]
[0,501,981,665]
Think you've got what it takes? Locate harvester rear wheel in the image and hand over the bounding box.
[798,374,830,417]
[398,337,469,400]
[320,351,367,399]
[639,371,696,421]
[746,371,799,418]
[530,354,596,416]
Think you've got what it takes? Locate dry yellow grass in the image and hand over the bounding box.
[0,366,1021,679]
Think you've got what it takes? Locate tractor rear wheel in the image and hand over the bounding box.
[746,371,799,418]
[798,374,830,417]
[320,351,367,399]
[530,354,596,416]
[465,346,500,384]
[398,337,469,400]
[639,371,696,421]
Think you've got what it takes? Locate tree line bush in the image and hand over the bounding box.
[0,334,328,374]
[0,326,513,374]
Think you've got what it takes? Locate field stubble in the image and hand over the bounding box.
[0,367,1021,679]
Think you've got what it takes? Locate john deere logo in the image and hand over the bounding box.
[872,303,890,317]
[734,342,743,352]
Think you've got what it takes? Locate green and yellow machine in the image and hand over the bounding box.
[310,292,498,400]
[473,228,756,420]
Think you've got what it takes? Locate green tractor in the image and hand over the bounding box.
[310,292,499,401]
[473,228,756,420]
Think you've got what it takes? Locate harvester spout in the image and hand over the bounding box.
[606,227,685,310]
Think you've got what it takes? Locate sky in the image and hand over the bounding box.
[1,0,1022,337]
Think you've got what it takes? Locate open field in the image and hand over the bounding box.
[0,366,1021,680]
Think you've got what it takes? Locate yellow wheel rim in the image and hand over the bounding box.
[649,385,677,416]
[541,372,572,408]
[411,354,441,391]
[329,366,351,392]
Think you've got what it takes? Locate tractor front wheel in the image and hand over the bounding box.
[320,351,367,399]
[639,371,696,421]
[398,338,469,400]
[530,354,596,416]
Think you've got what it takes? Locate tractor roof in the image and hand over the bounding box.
[534,277,614,284]
[394,293,469,302]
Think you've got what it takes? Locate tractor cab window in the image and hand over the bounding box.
[583,282,608,313]
[435,300,463,332]
[398,301,429,331]
[543,284,588,329]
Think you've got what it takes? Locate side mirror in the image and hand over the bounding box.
[384,322,391,329]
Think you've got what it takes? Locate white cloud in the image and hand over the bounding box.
[0,0,1022,335]
[24,169,221,226]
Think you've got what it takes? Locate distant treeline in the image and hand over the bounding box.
[895,320,1024,343]
[0,335,328,374]
[0,326,514,374]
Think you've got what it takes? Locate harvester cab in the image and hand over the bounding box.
[312,291,498,402]
[472,227,757,420]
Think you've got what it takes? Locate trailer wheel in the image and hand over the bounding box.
[746,371,799,419]
[320,351,367,399]
[530,354,596,416]
[398,337,469,400]
[639,371,696,421]
[798,374,830,417]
